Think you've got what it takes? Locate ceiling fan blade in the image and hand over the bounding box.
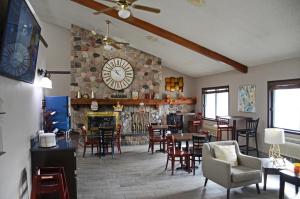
[115,41,130,45]
[111,43,121,49]
[126,0,138,4]
[93,6,117,15]
[101,0,119,3]
[132,4,160,13]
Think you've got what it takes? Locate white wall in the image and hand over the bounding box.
[195,58,300,158]
[0,44,46,198]
[41,21,71,97]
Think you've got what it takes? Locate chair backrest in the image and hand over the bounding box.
[100,126,115,144]
[192,135,207,154]
[148,125,154,139]
[195,112,203,120]
[116,124,121,134]
[80,125,88,142]
[166,134,175,154]
[203,140,240,158]
[216,116,230,126]
[245,118,259,132]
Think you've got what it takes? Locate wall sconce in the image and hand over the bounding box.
[38,69,52,89]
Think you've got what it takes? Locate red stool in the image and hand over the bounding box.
[31,167,69,199]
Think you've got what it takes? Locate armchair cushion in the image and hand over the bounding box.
[231,165,261,183]
[214,145,238,166]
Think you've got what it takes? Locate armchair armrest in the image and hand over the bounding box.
[238,154,262,170]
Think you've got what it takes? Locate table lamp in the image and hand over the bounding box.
[264,128,285,166]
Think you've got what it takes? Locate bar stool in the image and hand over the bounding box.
[216,116,233,141]
[31,167,69,199]
[236,118,260,157]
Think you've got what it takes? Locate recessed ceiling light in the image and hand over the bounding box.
[146,35,158,42]
[187,0,205,7]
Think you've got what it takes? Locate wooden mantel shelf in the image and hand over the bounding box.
[71,98,197,108]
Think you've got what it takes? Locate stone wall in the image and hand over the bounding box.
[70,25,195,144]
[70,25,162,99]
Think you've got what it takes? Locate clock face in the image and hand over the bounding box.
[102,58,134,91]
[1,43,30,77]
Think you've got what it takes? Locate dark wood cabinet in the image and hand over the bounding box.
[31,135,78,199]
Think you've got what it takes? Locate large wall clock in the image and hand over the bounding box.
[102,58,134,91]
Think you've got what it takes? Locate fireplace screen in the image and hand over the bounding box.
[86,112,119,131]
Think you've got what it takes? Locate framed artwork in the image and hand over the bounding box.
[0,0,41,84]
[238,84,256,113]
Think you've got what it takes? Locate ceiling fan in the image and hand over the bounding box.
[96,20,130,50]
[93,0,161,19]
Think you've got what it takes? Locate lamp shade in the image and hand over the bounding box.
[264,128,285,144]
[40,76,52,89]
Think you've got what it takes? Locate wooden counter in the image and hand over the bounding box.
[31,134,79,199]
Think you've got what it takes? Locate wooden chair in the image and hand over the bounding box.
[80,125,99,157]
[216,116,233,141]
[31,167,69,199]
[115,124,122,154]
[165,135,190,175]
[99,126,115,158]
[188,112,203,133]
[236,118,260,157]
[190,135,208,175]
[148,125,165,154]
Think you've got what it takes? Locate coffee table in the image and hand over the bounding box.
[261,158,294,191]
[279,169,300,199]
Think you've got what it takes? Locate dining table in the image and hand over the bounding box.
[172,133,208,172]
[221,116,252,140]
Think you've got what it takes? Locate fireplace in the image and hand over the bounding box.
[86,112,119,131]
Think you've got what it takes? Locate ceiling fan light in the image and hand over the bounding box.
[118,8,131,19]
[104,44,113,51]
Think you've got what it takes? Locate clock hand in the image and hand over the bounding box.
[114,69,120,76]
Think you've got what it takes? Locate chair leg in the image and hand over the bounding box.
[256,183,261,194]
[118,142,122,154]
[83,144,86,157]
[165,155,169,171]
[151,143,154,154]
[148,143,150,152]
[193,156,195,175]
[91,144,94,154]
[255,134,259,157]
[171,157,175,175]
[204,178,208,187]
[227,129,229,140]
[236,132,239,143]
[227,189,230,199]
[112,142,115,159]
[246,133,249,155]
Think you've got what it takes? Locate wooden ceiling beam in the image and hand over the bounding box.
[71,0,248,73]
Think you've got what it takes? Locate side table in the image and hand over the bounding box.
[261,158,293,191]
[279,170,300,199]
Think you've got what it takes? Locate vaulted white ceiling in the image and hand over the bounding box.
[29,0,300,77]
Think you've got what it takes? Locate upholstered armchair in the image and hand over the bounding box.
[202,141,262,199]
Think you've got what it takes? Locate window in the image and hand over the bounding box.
[268,79,300,134]
[202,86,229,120]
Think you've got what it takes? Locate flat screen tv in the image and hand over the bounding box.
[0,0,41,84]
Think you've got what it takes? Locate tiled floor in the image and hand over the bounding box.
[77,145,299,199]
